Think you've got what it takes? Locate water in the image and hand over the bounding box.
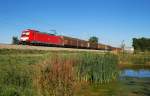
[121,69,150,78]
[76,68,150,96]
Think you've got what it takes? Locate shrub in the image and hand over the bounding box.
[34,54,76,96]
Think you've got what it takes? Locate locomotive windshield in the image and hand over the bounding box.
[21,32,30,36]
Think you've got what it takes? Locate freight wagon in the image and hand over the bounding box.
[98,44,107,50]
[62,36,89,48]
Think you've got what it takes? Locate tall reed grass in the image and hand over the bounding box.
[75,53,119,84]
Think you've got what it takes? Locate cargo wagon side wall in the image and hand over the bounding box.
[62,36,89,48]
[62,36,78,48]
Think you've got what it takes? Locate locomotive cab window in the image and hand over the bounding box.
[22,32,30,36]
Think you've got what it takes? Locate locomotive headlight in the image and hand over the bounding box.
[20,37,29,41]
[25,32,30,35]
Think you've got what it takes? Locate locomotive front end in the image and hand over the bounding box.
[19,29,31,44]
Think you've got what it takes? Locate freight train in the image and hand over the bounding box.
[19,29,122,51]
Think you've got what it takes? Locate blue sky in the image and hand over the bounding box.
[0,0,150,47]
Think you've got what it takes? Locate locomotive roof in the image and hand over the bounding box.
[25,29,56,36]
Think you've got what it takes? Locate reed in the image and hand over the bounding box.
[75,53,119,84]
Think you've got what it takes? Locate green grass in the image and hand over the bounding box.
[118,53,150,65]
[0,49,119,96]
[75,82,122,96]
[0,64,35,96]
[0,49,48,96]
[0,49,49,55]
[75,77,150,96]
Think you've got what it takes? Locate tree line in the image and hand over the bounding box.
[133,37,150,52]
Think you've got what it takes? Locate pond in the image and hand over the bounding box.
[121,69,150,78]
[76,68,150,96]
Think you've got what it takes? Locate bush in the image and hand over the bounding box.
[34,54,75,96]
[12,36,19,45]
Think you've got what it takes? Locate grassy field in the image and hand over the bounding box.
[0,49,48,96]
[1,49,150,96]
[0,49,119,96]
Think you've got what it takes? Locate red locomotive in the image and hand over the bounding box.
[20,29,63,46]
[19,29,122,51]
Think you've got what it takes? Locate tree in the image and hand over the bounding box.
[12,36,19,44]
[132,37,150,52]
[89,36,98,44]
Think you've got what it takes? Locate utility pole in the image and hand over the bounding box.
[121,40,125,53]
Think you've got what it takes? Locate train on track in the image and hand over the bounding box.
[19,29,122,51]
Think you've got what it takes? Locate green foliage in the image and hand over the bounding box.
[12,36,19,45]
[76,53,119,84]
[118,53,150,65]
[89,36,99,44]
[133,37,150,52]
[0,50,47,96]
[0,64,35,96]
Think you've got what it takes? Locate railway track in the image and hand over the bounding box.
[0,44,106,52]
